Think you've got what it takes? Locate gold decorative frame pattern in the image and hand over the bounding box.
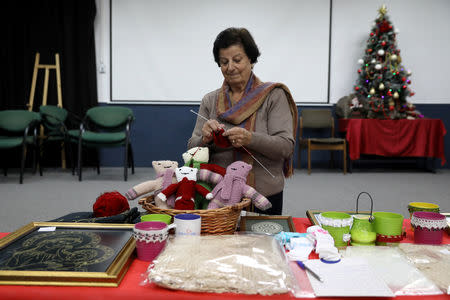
[0,222,135,287]
[240,215,295,233]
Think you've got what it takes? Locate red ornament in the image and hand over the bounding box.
[379,20,391,33]
[93,191,130,218]
[407,80,411,84]
[370,32,374,36]
[410,92,415,96]
[367,48,373,53]
[355,86,360,91]
[401,77,406,82]
[358,69,362,73]
[387,91,392,96]
[389,106,394,111]
[402,85,407,89]
[381,41,386,46]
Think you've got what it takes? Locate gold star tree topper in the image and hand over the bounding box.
[378,4,388,17]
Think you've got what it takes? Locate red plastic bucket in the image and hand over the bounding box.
[133,221,175,261]
[411,211,446,245]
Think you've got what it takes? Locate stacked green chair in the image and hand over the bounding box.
[0,110,42,183]
[39,105,75,173]
[68,106,135,181]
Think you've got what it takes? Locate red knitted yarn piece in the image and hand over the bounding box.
[93,191,130,217]
[213,128,231,148]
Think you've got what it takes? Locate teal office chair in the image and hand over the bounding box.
[68,106,135,181]
[0,110,42,183]
[39,105,75,172]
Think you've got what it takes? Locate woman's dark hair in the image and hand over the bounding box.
[213,27,261,67]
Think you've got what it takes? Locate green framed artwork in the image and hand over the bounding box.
[240,216,295,234]
[0,222,135,287]
[306,210,372,227]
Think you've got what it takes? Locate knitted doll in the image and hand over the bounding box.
[199,161,272,211]
[182,147,226,209]
[157,166,210,210]
[125,160,178,208]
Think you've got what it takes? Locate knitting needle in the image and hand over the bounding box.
[190,110,275,178]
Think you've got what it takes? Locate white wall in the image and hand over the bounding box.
[95,0,450,104]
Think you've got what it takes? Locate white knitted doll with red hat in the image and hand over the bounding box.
[157,166,210,210]
[199,161,271,211]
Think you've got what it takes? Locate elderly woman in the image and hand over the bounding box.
[188,27,297,215]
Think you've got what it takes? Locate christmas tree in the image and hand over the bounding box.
[353,5,422,119]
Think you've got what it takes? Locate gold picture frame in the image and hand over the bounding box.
[0,222,135,287]
[306,210,371,226]
[240,215,295,234]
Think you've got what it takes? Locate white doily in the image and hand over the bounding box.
[318,214,353,228]
[133,227,170,243]
[411,215,448,230]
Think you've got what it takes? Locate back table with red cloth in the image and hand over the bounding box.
[0,218,449,300]
[339,118,447,164]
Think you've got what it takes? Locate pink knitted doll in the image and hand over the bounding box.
[125,160,178,208]
[199,161,272,211]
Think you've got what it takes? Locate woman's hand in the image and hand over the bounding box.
[223,127,252,148]
[201,119,224,144]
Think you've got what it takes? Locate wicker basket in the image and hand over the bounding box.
[139,196,251,235]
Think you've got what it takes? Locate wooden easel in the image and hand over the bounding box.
[28,53,66,168]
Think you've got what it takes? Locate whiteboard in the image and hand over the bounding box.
[111,0,331,103]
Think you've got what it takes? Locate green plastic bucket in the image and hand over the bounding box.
[407,202,439,219]
[373,212,403,236]
[141,213,172,225]
[320,212,352,247]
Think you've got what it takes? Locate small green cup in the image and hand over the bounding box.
[320,212,352,247]
[141,213,172,225]
[373,212,403,236]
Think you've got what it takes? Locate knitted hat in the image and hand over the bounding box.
[93,191,130,217]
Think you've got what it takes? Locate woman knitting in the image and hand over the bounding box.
[188,27,297,215]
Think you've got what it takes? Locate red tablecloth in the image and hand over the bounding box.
[0,218,449,300]
[342,119,447,165]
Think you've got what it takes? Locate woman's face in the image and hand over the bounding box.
[218,44,252,87]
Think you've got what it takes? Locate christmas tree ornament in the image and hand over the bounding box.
[407,80,411,84]
[370,88,375,95]
[358,69,362,73]
[375,64,382,70]
[358,58,364,64]
[379,83,385,90]
[381,41,386,46]
[371,58,376,64]
[377,49,385,56]
[390,54,398,61]
[407,70,412,75]
[393,92,399,99]
[401,77,406,82]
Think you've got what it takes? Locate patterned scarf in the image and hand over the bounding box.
[216,73,298,178]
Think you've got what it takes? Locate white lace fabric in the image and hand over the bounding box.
[318,214,353,228]
[411,215,448,230]
[133,227,169,243]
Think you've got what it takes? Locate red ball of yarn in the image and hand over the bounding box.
[93,191,130,217]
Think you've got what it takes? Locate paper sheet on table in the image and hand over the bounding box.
[304,257,394,297]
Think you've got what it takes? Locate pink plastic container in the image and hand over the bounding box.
[411,211,447,245]
[132,221,175,261]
